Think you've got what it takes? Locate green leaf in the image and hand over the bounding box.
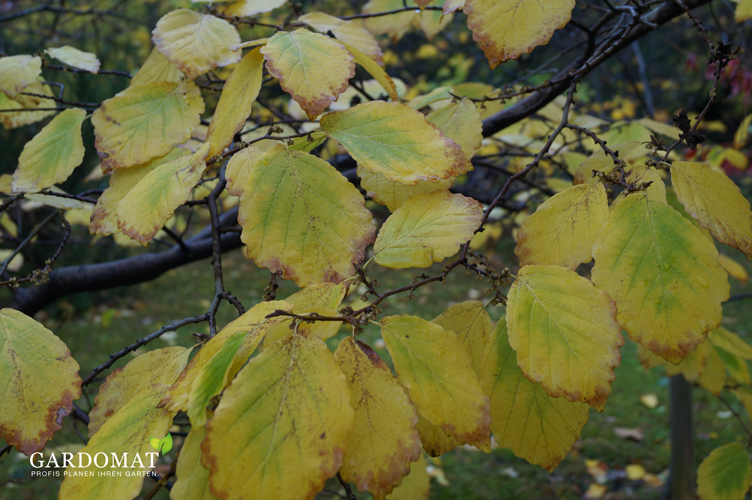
[697,443,751,500]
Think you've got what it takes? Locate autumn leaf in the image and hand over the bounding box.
[45,46,100,74]
[432,300,493,375]
[358,166,454,212]
[697,443,751,500]
[171,425,218,500]
[260,30,355,119]
[88,346,191,436]
[321,101,471,185]
[0,81,57,129]
[380,315,491,448]
[205,48,264,159]
[116,143,210,245]
[130,47,184,87]
[592,192,729,363]
[58,387,176,500]
[238,144,376,286]
[465,0,576,68]
[224,146,263,197]
[221,0,287,17]
[374,190,483,268]
[480,317,590,471]
[202,330,354,500]
[334,338,421,500]
[385,454,430,500]
[515,184,609,269]
[671,161,752,261]
[339,40,399,101]
[92,81,204,171]
[12,108,87,193]
[152,9,241,81]
[0,309,82,455]
[506,264,623,410]
[0,55,41,98]
[426,99,483,159]
[299,12,384,64]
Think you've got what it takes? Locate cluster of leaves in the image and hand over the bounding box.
[2,1,752,500]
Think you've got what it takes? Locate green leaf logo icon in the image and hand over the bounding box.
[149,433,173,455]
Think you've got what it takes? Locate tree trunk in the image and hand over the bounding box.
[669,375,695,499]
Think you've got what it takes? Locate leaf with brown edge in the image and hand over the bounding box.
[321,101,471,185]
[202,329,354,500]
[416,416,459,457]
[506,265,623,411]
[171,425,218,500]
[0,81,57,130]
[334,338,421,500]
[0,309,81,455]
[238,144,376,286]
[89,148,190,236]
[116,143,210,246]
[159,300,293,413]
[385,454,430,500]
[0,55,41,98]
[426,99,483,160]
[92,80,204,172]
[88,346,191,437]
[515,184,609,270]
[671,161,752,261]
[152,9,241,81]
[380,315,492,449]
[465,0,576,69]
[480,317,589,471]
[357,165,454,213]
[260,29,355,120]
[205,48,264,159]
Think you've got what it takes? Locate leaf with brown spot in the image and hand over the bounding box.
[0,309,81,455]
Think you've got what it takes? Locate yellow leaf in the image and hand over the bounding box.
[407,86,455,110]
[221,0,287,17]
[385,454,430,500]
[671,161,752,261]
[444,0,465,14]
[152,9,241,81]
[416,416,459,457]
[591,193,729,364]
[58,387,176,500]
[697,343,727,395]
[697,443,751,500]
[708,327,752,360]
[0,309,81,455]
[45,46,100,73]
[90,148,190,236]
[737,0,752,22]
[92,81,204,171]
[379,315,491,448]
[321,101,471,185]
[0,55,41,98]
[339,40,399,102]
[481,317,589,471]
[426,99,483,159]
[299,12,384,64]
[205,48,264,159]
[465,0,575,68]
[664,341,711,382]
[171,425,218,500]
[238,144,375,286]
[573,141,643,185]
[159,301,293,413]
[0,81,56,129]
[130,46,184,87]
[374,190,483,268]
[11,108,87,193]
[203,330,354,500]
[88,346,191,436]
[116,143,210,245]
[334,338,421,499]
[734,114,752,149]
[719,254,748,283]
[418,9,453,40]
[362,0,417,42]
[224,146,263,197]
[515,184,609,270]
[432,300,493,375]
[358,165,454,212]
[507,264,623,410]
[260,30,355,120]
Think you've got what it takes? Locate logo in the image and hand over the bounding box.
[150,433,173,455]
